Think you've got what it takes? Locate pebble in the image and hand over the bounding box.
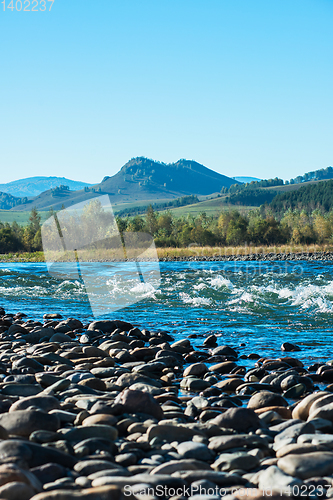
[1,308,333,498]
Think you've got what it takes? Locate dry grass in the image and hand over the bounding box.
[1,244,333,262]
[156,244,333,259]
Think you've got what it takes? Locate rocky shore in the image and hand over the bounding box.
[0,310,333,499]
[159,252,333,262]
[2,250,333,263]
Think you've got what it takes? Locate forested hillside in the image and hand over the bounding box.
[288,165,333,185]
[270,180,333,213]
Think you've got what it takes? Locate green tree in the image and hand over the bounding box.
[145,205,158,235]
[23,207,42,251]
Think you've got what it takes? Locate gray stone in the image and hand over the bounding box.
[209,434,269,452]
[59,425,118,442]
[9,395,60,413]
[257,465,303,492]
[278,452,333,479]
[171,470,247,486]
[74,459,116,476]
[180,377,211,392]
[274,422,315,444]
[247,390,288,410]
[150,459,211,475]
[0,410,60,437]
[213,451,259,471]
[147,424,205,443]
[176,441,214,461]
[114,389,163,420]
[211,407,261,432]
[184,363,208,377]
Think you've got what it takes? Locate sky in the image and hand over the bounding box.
[0,0,332,184]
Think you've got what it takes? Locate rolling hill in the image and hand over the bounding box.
[0,176,92,198]
[13,157,240,211]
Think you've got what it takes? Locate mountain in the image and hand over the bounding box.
[13,157,240,211]
[0,192,26,210]
[0,176,92,198]
[233,176,262,183]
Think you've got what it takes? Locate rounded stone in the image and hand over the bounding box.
[247,391,288,410]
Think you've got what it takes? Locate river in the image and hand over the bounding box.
[1,261,333,365]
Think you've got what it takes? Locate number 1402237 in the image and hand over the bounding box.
[2,0,54,11]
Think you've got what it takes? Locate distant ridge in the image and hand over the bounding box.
[233,176,261,183]
[0,176,92,198]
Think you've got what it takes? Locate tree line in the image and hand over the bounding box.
[0,208,42,253]
[1,204,333,254]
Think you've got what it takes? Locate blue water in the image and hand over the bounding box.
[1,261,333,365]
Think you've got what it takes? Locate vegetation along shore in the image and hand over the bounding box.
[2,202,333,262]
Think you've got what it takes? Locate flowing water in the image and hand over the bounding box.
[1,260,333,366]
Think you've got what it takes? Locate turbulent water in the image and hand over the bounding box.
[1,260,333,365]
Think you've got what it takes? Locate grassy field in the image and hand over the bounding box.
[112,198,171,213]
[0,210,49,225]
[264,179,328,193]
[0,244,332,262]
[0,197,255,226]
[162,196,255,216]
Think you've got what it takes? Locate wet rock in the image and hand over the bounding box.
[215,379,244,392]
[213,451,259,471]
[114,389,163,420]
[257,465,302,492]
[0,463,42,491]
[307,402,333,422]
[43,314,63,320]
[88,320,132,333]
[281,342,301,352]
[74,459,116,476]
[116,372,161,388]
[274,422,315,445]
[183,363,208,377]
[147,424,204,443]
[276,443,330,458]
[283,383,306,399]
[212,407,262,432]
[0,481,36,500]
[208,361,237,374]
[247,391,288,410]
[0,410,60,437]
[0,439,77,468]
[60,425,118,443]
[2,383,43,397]
[180,377,211,392]
[291,391,329,420]
[203,335,217,347]
[151,459,211,475]
[278,452,333,479]
[256,406,292,419]
[209,434,269,452]
[30,463,68,485]
[211,345,238,358]
[176,441,214,461]
[30,485,122,499]
[9,395,60,413]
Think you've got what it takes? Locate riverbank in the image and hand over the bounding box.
[1,245,333,262]
[1,309,333,498]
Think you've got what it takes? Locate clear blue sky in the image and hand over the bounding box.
[0,0,332,184]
